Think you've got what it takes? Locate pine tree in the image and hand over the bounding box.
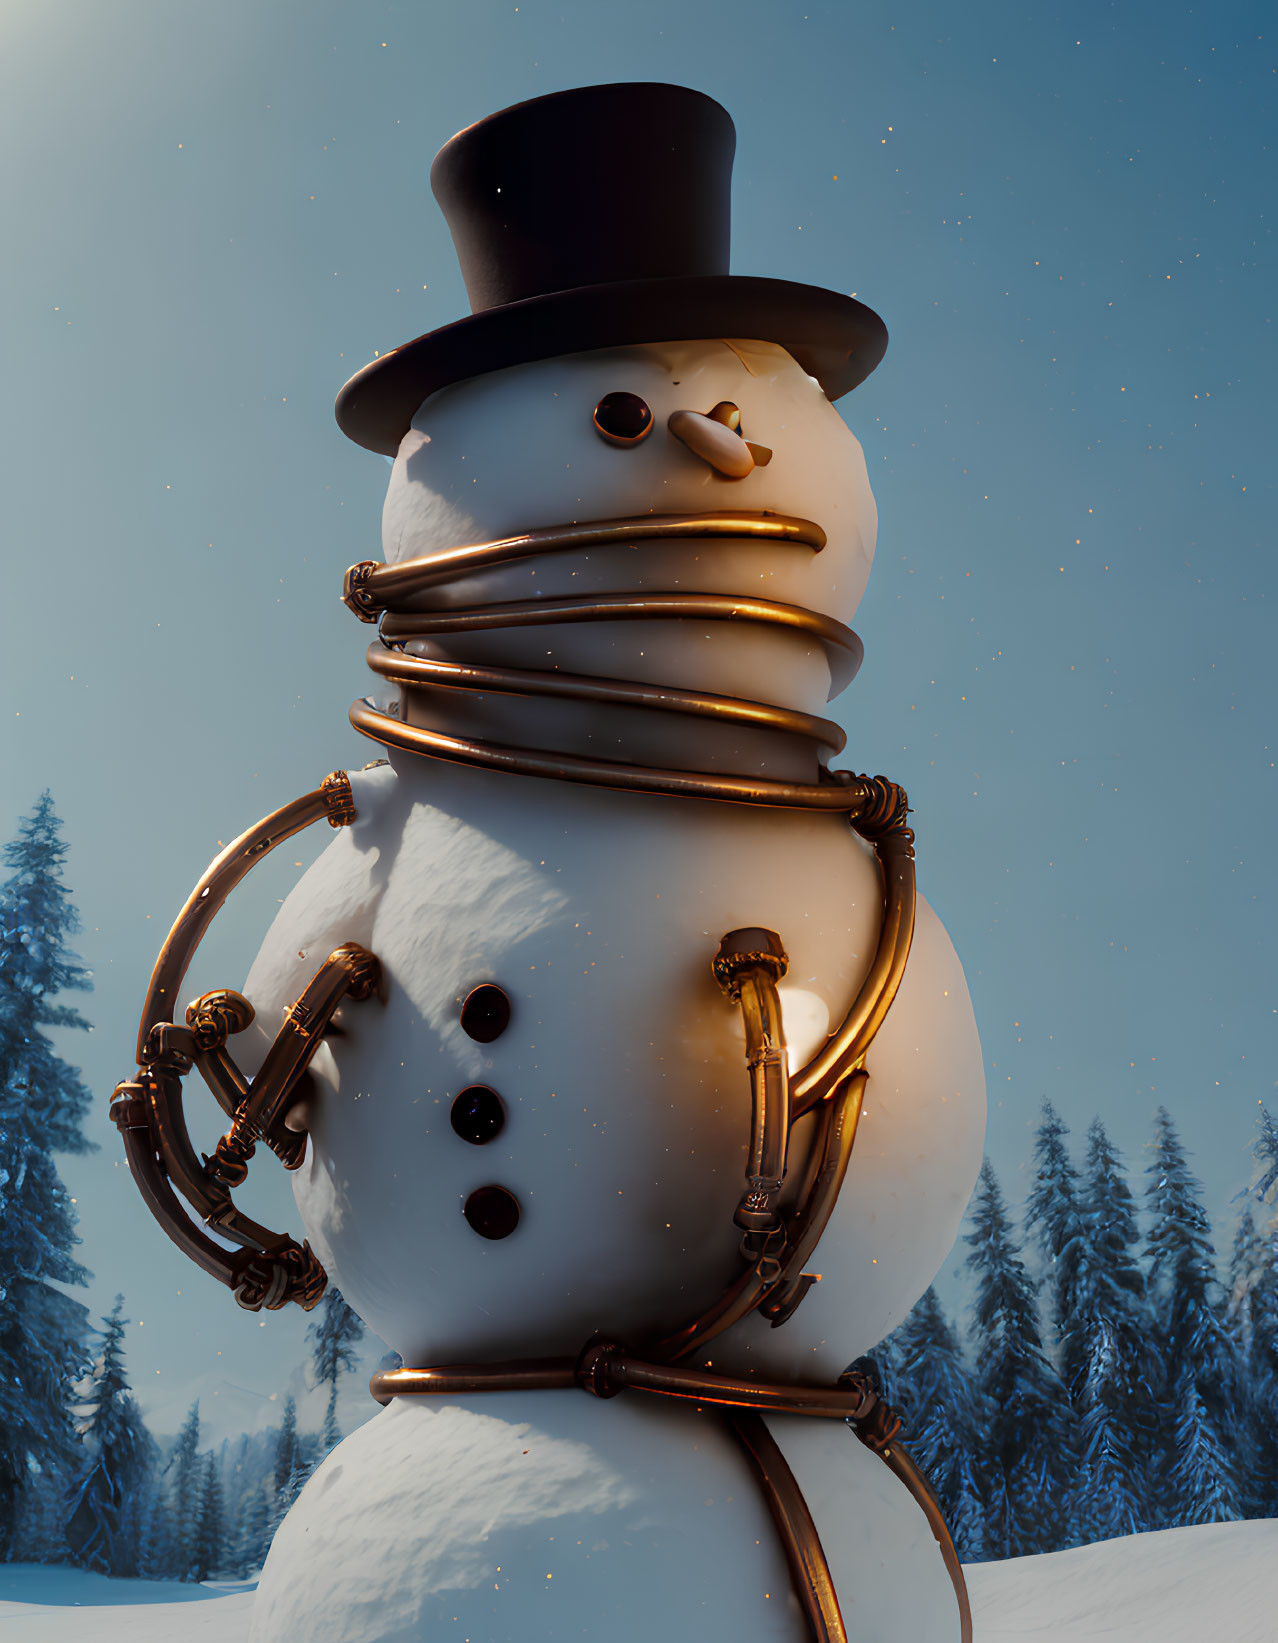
[1145,1107,1244,1525]
[1246,1111,1278,1377]
[190,1452,223,1583]
[65,1296,158,1575]
[307,1289,365,1452]
[1068,1121,1158,1543]
[0,792,95,1556]
[877,1288,991,1561]
[235,1481,272,1578]
[263,1449,315,1556]
[1165,1360,1241,1523]
[273,1395,298,1502]
[1244,1108,1278,1512]
[1227,1207,1263,1360]
[1224,1207,1277,1516]
[965,1159,1073,1557]
[1252,1105,1278,1203]
[1023,1099,1088,1396]
[163,1400,203,1579]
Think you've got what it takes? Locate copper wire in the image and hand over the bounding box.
[345,510,869,806]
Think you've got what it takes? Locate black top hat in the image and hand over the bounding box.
[335,82,887,456]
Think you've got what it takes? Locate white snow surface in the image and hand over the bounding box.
[963,1519,1278,1641]
[3,1520,1274,1640]
[0,1566,255,1638]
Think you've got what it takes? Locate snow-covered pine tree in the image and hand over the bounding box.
[1252,1105,1278,1203]
[1223,1206,1277,1517]
[1145,1106,1244,1526]
[190,1452,223,1583]
[162,1400,203,1579]
[965,1158,1073,1557]
[65,1295,159,1575]
[1240,1111,1278,1515]
[1165,1359,1241,1523]
[875,1287,990,1561]
[234,1480,273,1578]
[0,793,95,1555]
[1227,1207,1263,1361]
[307,1288,365,1453]
[1023,1099,1088,1396]
[273,1395,299,1503]
[1068,1120,1158,1544]
[263,1450,314,1556]
[1246,1108,1278,1376]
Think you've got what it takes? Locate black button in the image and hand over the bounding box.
[592,391,653,445]
[460,984,510,1043]
[450,1085,505,1146]
[463,1185,521,1240]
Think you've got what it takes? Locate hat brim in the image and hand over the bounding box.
[335,274,887,456]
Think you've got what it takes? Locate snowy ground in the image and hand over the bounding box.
[0,1566,256,1639]
[965,1520,1278,1642]
[1,1519,1273,1640]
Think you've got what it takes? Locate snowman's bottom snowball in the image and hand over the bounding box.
[249,1393,959,1643]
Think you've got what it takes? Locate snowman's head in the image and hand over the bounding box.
[383,338,876,638]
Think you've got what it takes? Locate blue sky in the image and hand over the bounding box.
[1,0,1272,1436]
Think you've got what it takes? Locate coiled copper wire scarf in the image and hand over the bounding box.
[112,508,971,1642]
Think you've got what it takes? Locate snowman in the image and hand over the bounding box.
[113,84,985,1643]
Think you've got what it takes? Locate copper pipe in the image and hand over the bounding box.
[351,703,873,810]
[344,510,828,618]
[880,1444,974,1643]
[791,820,916,1118]
[373,1348,883,1424]
[380,591,860,664]
[650,1260,776,1366]
[365,644,847,754]
[346,509,865,807]
[110,1086,247,1287]
[766,1072,867,1303]
[713,929,792,1254]
[222,944,380,1168]
[576,1344,879,1421]
[728,1411,848,1643]
[650,1076,862,1368]
[136,776,352,1065]
[194,1043,250,1119]
[117,773,361,1314]
[372,1360,577,1404]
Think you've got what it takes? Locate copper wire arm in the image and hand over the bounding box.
[135,770,355,1063]
[791,777,916,1117]
[203,943,382,1188]
[713,928,792,1261]
[111,771,377,1313]
[651,1071,860,1367]
[654,784,913,1363]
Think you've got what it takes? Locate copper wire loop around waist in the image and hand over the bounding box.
[343,510,870,807]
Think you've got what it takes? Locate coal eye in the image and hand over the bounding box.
[593,391,653,446]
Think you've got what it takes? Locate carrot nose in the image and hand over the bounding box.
[668,404,771,479]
